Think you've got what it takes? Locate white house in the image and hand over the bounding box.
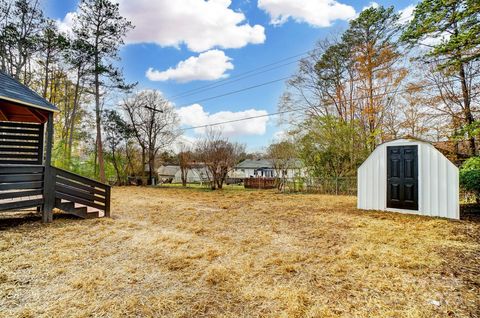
[357,138,459,219]
[173,167,210,183]
[232,159,306,179]
[157,165,180,182]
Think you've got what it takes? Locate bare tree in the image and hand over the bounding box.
[196,129,245,190]
[122,90,180,183]
[424,62,480,155]
[178,143,192,187]
[0,0,44,83]
[267,141,297,190]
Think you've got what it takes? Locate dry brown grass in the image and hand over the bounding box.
[1,187,479,318]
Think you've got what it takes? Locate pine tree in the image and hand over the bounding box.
[402,0,480,155]
[73,0,133,182]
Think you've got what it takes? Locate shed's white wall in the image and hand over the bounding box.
[357,139,459,219]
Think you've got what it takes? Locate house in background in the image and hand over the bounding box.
[173,166,210,184]
[232,159,306,179]
[157,165,180,183]
[157,164,210,184]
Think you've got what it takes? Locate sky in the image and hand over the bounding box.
[44,0,416,152]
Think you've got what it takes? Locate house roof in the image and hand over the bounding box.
[236,159,274,169]
[235,159,303,169]
[157,165,180,176]
[0,71,59,113]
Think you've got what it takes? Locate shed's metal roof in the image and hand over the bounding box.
[0,71,59,112]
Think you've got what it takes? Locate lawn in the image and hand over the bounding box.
[0,187,479,318]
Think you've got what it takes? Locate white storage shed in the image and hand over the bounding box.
[357,138,459,219]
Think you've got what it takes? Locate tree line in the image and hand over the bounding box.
[279,0,479,179]
[0,0,248,188]
[1,0,478,187]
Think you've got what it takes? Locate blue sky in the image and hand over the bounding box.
[45,0,415,152]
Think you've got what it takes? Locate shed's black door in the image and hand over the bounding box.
[387,146,418,210]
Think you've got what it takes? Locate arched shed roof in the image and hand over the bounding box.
[359,137,456,170]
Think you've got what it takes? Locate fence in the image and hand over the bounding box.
[244,177,277,189]
[281,177,357,195]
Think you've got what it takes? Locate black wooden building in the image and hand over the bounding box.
[0,71,110,221]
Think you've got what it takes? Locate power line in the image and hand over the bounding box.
[168,50,314,100]
[180,76,479,131]
[176,56,474,110]
[171,60,300,101]
[177,76,291,107]
[168,15,415,101]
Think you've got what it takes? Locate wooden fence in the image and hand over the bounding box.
[244,177,277,189]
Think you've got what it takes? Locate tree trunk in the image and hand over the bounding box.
[181,168,187,187]
[94,54,106,183]
[67,70,82,164]
[148,150,155,185]
[367,47,376,151]
[459,63,476,155]
[42,49,50,98]
[141,149,146,179]
[111,147,122,186]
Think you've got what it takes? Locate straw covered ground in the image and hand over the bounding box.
[1,187,479,318]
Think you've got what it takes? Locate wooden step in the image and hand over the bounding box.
[54,199,100,219]
[55,199,74,211]
[85,211,99,219]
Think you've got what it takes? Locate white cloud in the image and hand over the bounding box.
[56,12,76,35]
[273,130,288,141]
[170,135,200,153]
[146,50,234,83]
[58,0,266,52]
[258,0,356,27]
[399,4,415,24]
[117,0,265,52]
[361,1,380,11]
[177,104,269,136]
[398,4,450,46]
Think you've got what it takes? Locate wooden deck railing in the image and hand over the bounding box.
[53,167,111,217]
[0,165,111,218]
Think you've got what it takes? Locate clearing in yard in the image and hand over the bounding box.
[0,187,479,317]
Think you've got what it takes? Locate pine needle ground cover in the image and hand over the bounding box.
[1,187,479,317]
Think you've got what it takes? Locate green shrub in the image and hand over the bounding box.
[461,156,480,171]
[460,158,480,204]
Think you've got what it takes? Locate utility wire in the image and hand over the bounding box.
[168,15,416,101]
[180,75,479,131]
[171,60,300,101]
[168,50,314,100]
[178,76,291,106]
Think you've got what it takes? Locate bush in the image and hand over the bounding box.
[461,156,480,171]
[460,157,480,204]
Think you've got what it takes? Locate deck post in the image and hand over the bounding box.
[104,186,111,217]
[42,113,54,223]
